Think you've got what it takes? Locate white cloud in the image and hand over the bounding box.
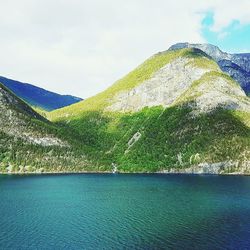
[0,0,249,98]
[204,0,250,32]
[217,31,229,40]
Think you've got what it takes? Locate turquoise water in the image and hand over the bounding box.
[1,174,250,249]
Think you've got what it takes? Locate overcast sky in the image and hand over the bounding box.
[1,0,250,98]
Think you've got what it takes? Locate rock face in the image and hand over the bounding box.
[168,43,250,95]
[107,57,212,112]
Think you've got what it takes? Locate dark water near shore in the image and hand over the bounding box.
[1,174,250,249]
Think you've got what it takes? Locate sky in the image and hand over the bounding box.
[0,0,250,98]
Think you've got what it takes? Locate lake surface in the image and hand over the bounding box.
[1,174,250,250]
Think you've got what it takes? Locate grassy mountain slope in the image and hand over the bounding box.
[0,76,82,111]
[49,48,250,174]
[50,48,217,118]
[0,83,88,173]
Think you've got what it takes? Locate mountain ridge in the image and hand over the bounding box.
[168,42,250,95]
[0,76,83,111]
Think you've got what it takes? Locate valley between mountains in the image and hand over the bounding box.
[0,44,250,174]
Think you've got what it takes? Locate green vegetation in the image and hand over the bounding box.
[2,102,250,173]
[0,114,99,173]
[47,105,250,173]
[0,83,95,173]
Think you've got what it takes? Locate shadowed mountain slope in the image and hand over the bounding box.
[0,83,87,173]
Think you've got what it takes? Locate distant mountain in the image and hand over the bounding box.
[219,59,250,94]
[0,76,83,111]
[168,43,250,95]
[0,83,87,173]
[49,47,250,174]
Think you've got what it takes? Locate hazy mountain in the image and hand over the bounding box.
[0,76,83,111]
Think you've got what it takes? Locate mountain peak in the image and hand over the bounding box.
[169,42,220,50]
[168,42,250,95]
[168,42,231,62]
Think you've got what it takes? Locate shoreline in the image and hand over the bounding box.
[0,171,250,176]
[2,161,249,176]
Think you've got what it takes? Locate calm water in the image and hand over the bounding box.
[1,174,250,250]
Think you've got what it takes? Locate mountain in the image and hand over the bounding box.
[218,60,250,94]
[168,43,250,95]
[49,47,250,174]
[0,76,83,111]
[0,83,87,173]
